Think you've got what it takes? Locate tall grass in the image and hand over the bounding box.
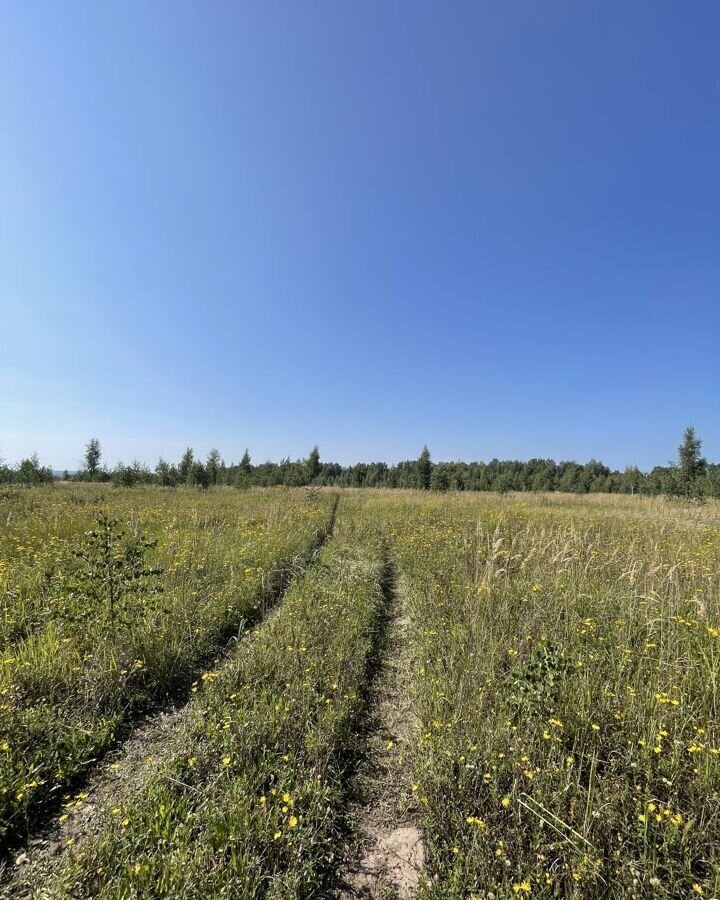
[32,498,387,898]
[0,486,332,842]
[386,492,720,897]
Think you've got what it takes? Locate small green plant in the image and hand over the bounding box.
[71,512,163,628]
[508,640,572,718]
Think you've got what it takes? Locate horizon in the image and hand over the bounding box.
[2,3,719,470]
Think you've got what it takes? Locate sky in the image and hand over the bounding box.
[1,1,719,472]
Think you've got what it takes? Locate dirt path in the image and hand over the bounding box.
[2,501,339,897]
[5,704,190,897]
[338,571,425,900]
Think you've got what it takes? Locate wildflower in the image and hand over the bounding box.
[289,815,298,828]
[513,881,531,894]
[273,831,282,840]
[222,757,231,766]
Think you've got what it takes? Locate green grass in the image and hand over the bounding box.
[47,498,387,898]
[3,488,720,898]
[0,486,333,842]
[386,492,720,898]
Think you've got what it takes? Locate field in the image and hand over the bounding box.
[1,486,719,898]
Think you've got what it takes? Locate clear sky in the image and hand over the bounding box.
[1,2,718,472]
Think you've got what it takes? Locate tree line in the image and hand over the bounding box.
[1,428,717,499]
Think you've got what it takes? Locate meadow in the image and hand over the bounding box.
[1,486,719,898]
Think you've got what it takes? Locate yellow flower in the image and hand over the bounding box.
[273,830,282,840]
[289,815,298,828]
[222,757,231,766]
[513,881,532,894]
[501,795,511,808]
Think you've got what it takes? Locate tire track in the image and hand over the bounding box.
[337,565,425,900]
[1,496,339,890]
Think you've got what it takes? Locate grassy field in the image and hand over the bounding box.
[0,486,333,843]
[1,487,719,898]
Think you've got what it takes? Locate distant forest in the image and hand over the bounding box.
[1,428,717,499]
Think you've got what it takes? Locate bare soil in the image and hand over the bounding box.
[338,577,426,900]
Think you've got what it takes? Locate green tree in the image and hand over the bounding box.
[307,446,321,483]
[417,445,432,491]
[192,460,210,489]
[72,513,163,629]
[236,449,252,488]
[674,426,706,499]
[85,438,102,480]
[206,448,221,486]
[17,453,53,485]
[430,463,450,492]
[178,448,195,485]
[155,458,176,487]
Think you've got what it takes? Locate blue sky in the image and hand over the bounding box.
[1,2,718,471]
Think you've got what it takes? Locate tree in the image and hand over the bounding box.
[674,426,706,499]
[206,448,221,486]
[71,512,163,629]
[417,446,432,491]
[236,449,252,488]
[430,463,450,492]
[306,446,321,483]
[192,460,209,489]
[178,448,195,485]
[17,453,53,485]
[155,458,177,487]
[85,438,102,480]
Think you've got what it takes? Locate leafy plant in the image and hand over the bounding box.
[70,512,163,628]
